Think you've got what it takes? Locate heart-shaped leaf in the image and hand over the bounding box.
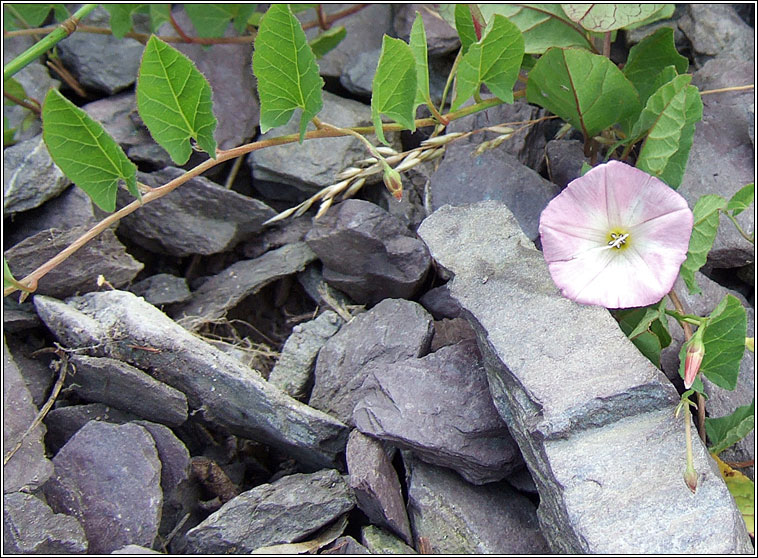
[409,12,431,108]
[623,27,688,107]
[562,4,669,32]
[371,35,417,145]
[707,400,754,456]
[680,194,727,294]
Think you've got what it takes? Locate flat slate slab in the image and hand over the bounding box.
[417,201,751,553]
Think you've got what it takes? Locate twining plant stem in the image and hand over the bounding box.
[3,4,98,80]
[3,96,504,298]
[721,210,754,244]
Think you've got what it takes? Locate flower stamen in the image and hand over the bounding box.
[608,232,629,249]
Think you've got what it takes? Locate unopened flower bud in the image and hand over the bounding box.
[683,335,705,389]
[383,167,403,200]
[683,464,698,494]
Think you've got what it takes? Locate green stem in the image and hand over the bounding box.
[663,310,704,327]
[721,210,755,244]
[438,48,462,113]
[3,4,98,81]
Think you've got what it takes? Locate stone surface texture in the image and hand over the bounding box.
[3,492,87,554]
[417,201,752,553]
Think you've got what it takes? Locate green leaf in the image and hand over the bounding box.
[4,4,55,29]
[698,295,747,390]
[371,35,417,145]
[290,4,317,14]
[476,5,593,54]
[615,301,671,368]
[713,455,754,537]
[453,15,524,110]
[252,4,324,142]
[727,183,754,217]
[707,400,755,456]
[526,47,640,139]
[409,12,431,108]
[454,4,477,56]
[562,4,669,32]
[4,116,17,146]
[184,4,255,38]
[103,4,143,39]
[4,257,18,290]
[137,35,217,164]
[3,77,28,105]
[622,4,675,30]
[623,27,688,108]
[308,25,346,59]
[680,194,727,294]
[634,74,703,188]
[42,89,138,212]
[148,4,171,33]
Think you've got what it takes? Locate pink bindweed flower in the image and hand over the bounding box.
[539,161,694,309]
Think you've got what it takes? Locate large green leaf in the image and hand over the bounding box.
[634,74,702,189]
[104,4,143,39]
[4,3,55,30]
[42,89,137,212]
[623,27,688,108]
[453,15,524,110]
[309,26,346,59]
[707,399,755,456]
[562,4,669,32]
[454,4,478,56]
[137,35,217,164]
[699,295,747,390]
[615,301,671,368]
[409,12,430,108]
[526,47,640,138]
[727,183,754,217]
[371,35,417,145]
[252,3,323,142]
[680,194,727,294]
[185,4,256,37]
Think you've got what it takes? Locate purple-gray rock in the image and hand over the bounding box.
[3,492,87,554]
[3,341,54,493]
[3,298,42,334]
[678,4,754,62]
[360,525,417,554]
[34,291,349,470]
[417,201,752,552]
[322,536,370,554]
[43,403,138,454]
[419,285,461,320]
[43,421,162,554]
[544,139,589,189]
[177,242,317,330]
[4,226,143,298]
[66,355,188,426]
[394,4,459,55]
[4,333,52,407]
[309,298,434,425]
[346,430,412,544]
[116,167,276,257]
[182,469,355,553]
[3,135,71,217]
[339,48,380,99]
[429,317,477,351]
[405,453,549,554]
[111,545,162,554]
[57,6,144,94]
[268,310,344,399]
[305,200,431,305]
[354,340,523,484]
[130,273,191,307]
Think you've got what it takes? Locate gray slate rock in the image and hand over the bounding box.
[111,545,162,554]
[4,334,52,407]
[3,135,71,217]
[322,536,370,554]
[4,63,59,144]
[354,340,523,484]
[297,263,356,311]
[679,56,754,268]
[309,298,434,425]
[177,242,317,330]
[5,226,143,298]
[339,48,380,99]
[130,273,192,307]
[268,310,344,399]
[405,454,549,554]
[430,120,559,242]
[394,4,459,55]
[34,291,349,470]
[3,343,54,493]
[3,298,42,334]
[57,6,144,94]
[117,167,276,257]
[66,355,188,426]
[183,469,355,553]
[429,317,477,351]
[43,403,137,454]
[3,492,87,554]
[544,139,589,189]
[417,201,752,553]
[418,285,461,320]
[43,421,162,554]
[250,91,393,201]
[346,430,412,544]
[360,525,417,554]
[305,200,431,305]
[678,4,754,62]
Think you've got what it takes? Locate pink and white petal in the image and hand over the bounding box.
[539,221,608,263]
[630,207,694,253]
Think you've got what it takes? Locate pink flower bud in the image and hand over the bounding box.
[683,465,698,493]
[683,336,705,389]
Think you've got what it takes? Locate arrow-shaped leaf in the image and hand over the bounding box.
[252,4,324,142]
[707,399,754,456]
[727,183,754,217]
[137,35,217,164]
[42,89,138,212]
[623,27,688,108]
[680,194,726,294]
[698,294,747,391]
[371,35,417,145]
[409,12,430,109]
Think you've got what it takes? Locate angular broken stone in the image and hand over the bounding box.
[309,298,434,425]
[4,227,143,299]
[3,492,87,554]
[405,453,549,554]
[354,340,523,484]
[34,290,349,469]
[3,344,54,493]
[116,167,276,257]
[130,273,191,307]
[305,200,432,305]
[360,525,417,554]
[66,355,188,427]
[417,201,752,553]
[347,430,412,544]
[183,469,355,553]
[268,310,344,400]
[177,242,317,330]
[43,403,138,454]
[322,536,370,554]
[43,421,162,554]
